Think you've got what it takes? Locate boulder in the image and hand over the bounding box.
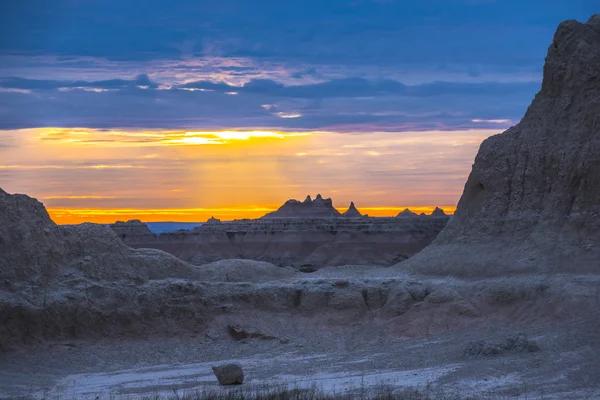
[212,363,244,385]
[464,334,540,357]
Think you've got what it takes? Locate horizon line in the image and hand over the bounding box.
[47,205,457,225]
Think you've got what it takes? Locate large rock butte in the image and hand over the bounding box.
[262,194,342,218]
[400,15,600,277]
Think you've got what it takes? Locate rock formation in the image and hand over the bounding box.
[401,15,600,276]
[261,194,342,218]
[0,190,196,285]
[430,207,447,217]
[205,216,222,225]
[397,208,418,218]
[108,195,452,268]
[110,219,155,240]
[212,363,244,385]
[342,201,363,218]
[111,216,449,268]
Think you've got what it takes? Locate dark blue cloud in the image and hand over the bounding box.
[178,78,540,99]
[0,0,596,132]
[0,74,156,90]
[0,77,537,131]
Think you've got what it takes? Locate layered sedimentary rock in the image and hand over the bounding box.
[110,195,449,268]
[401,15,600,277]
[111,214,449,268]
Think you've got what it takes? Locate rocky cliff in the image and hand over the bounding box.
[401,15,600,277]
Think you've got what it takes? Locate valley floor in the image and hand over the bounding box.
[2,318,599,400]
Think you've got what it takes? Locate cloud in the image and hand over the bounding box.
[0,74,157,90]
[178,77,540,99]
[0,77,536,131]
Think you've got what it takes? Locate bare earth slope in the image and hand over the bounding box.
[400,15,600,277]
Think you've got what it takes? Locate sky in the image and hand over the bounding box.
[0,1,596,223]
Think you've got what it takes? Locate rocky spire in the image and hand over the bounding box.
[342,201,363,218]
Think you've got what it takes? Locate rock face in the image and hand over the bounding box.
[401,15,600,276]
[212,363,244,385]
[262,194,341,218]
[342,201,363,218]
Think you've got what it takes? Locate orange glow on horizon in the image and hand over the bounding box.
[2,126,492,225]
[47,205,457,225]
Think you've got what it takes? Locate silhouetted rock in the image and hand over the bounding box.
[397,208,418,218]
[430,207,447,217]
[262,194,341,218]
[110,220,154,239]
[342,201,363,218]
[206,216,222,225]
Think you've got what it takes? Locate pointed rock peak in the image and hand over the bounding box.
[315,194,323,200]
[431,207,447,217]
[397,208,418,218]
[303,195,312,204]
[342,201,363,218]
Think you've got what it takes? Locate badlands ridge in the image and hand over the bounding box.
[110,195,449,268]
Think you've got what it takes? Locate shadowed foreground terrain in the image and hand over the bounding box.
[1,14,599,400]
